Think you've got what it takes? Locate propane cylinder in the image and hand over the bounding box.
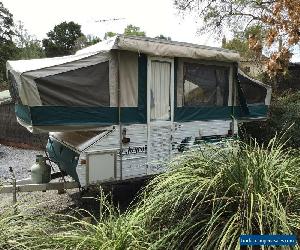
[31,155,51,184]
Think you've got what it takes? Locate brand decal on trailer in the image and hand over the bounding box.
[119,145,147,156]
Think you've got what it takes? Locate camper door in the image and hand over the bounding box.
[147,57,174,171]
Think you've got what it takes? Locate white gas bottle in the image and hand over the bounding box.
[31,155,51,184]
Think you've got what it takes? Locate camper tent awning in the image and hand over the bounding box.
[6,35,240,133]
[236,70,272,119]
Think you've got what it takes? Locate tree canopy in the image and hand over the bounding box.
[72,34,101,52]
[42,21,84,57]
[155,34,172,40]
[123,24,146,36]
[14,21,45,60]
[104,31,117,40]
[0,1,14,42]
[0,1,18,86]
[222,25,264,59]
[175,0,300,77]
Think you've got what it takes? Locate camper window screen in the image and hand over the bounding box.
[35,61,110,106]
[183,63,229,106]
[239,82,267,104]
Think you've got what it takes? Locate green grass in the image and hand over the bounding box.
[134,138,300,249]
[2,137,300,249]
[24,193,154,250]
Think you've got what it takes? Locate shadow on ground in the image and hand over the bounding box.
[55,178,151,219]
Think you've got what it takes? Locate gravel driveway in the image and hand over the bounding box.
[0,144,82,214]
[0,144,143,216]
[0,144,42,182]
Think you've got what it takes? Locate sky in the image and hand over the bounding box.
[2,0,300,61]
[2,0,216,45]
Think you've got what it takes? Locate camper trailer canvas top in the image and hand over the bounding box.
[6,35,271,187]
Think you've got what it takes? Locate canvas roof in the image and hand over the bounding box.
[7,35,240,76]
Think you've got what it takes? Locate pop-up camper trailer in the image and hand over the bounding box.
[5,36,271,188]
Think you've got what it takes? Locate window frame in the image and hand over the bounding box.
[176,58,234,108]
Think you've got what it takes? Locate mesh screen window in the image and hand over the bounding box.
[239,81,267,105]
[183,63,229,107]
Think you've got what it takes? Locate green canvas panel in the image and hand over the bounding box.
[30,106,119,126]
[15,104,32,124]
[174,58,178,108]
[175,106,232,121]
[121,107,146,124]
[46,138,80,182]
[137,54,147,120]
[15,104,147,127]
[234,104,268,118]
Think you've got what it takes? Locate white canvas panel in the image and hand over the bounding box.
[176,59,184,107]
[150,61,171,121]
[116,36,240,63]
[16,53,110,106]
[109,51,118,107]
[75,36,117,55]
[21,76,42,105]
[6,50,108,76]
[119,51,138,107]
[6,35,241,108]
[22,53,110,79]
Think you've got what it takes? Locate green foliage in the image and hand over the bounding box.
[16,40,45,60]
[2,139,300,249]
[241,91,300,148]
[85,35,101,46]
[14,21,45,60]
[174,0,268,36]
[0,1,17,87]
[42,21,84,57]
[123,24,146,37]
[243,25,264,41]
[223,38,252,58]
[0,40,18,85]
[73,35,101,53]
[155,34,172,40]
[0,206,44,250]
[0,1,14,41]
[7,191,153,250]
[134,139,300,249]
[222,25,264,59]
[34,193,150,250]
[104,31,117,40]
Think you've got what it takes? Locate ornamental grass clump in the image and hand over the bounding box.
[21,191,153,250]
[134,138,300,249]
[0,205,46,250]
[2,137,300,250]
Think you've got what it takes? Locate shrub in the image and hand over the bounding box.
[240,91,300,148]
[134,139,300,249]
[2,138,300,249]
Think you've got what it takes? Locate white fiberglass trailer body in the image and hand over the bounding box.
[6,36,271,187]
